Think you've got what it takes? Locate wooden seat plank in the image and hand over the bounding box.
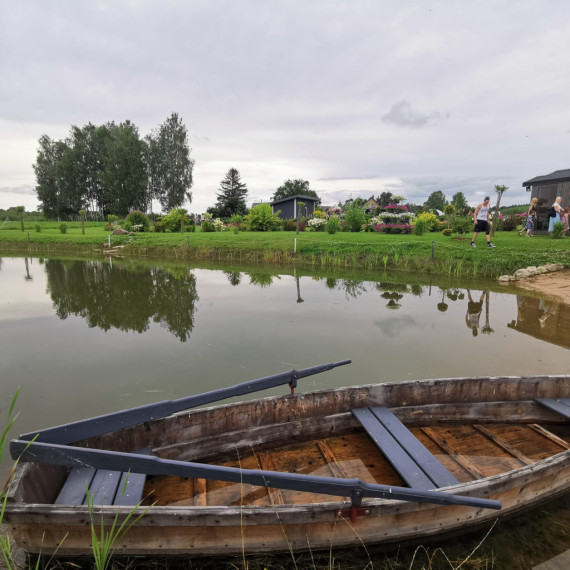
[54,466,96,505]
[536,398,570,419]
[351,408,434,490]
[369,406,460,488]
[54,447,152,506]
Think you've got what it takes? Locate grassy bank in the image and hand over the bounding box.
[1,221,569,277]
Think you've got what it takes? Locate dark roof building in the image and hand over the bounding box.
[271,195,320,220]
[521,169,570,232]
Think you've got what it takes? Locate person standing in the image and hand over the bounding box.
[520,197,538,237]
[548,196,563,233]
[470,196,495,248]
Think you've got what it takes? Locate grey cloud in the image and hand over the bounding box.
[382,100,446,128]
[0,186,35,195]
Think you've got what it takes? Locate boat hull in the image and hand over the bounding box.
[5,375,570,556]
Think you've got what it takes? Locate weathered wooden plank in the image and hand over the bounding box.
[369,406,459,488]
[256,451,285,505]
[529,424,570,450]
[420,427,486,480]
[316,440,347,479]
[472,425,532,466]
[352,408,434,490]
[193,478,207,506]
[88,469,122,506]
[114,447,153,506]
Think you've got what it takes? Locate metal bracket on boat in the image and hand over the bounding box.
[289,373,298,394]
[336,506,371,523]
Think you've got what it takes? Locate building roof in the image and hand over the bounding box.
[270,194,320,206]
[522,169,570,187]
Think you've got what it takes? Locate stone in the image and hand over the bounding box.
[498,275,511,283]
[112,228,129,235]
[514,268,531,280]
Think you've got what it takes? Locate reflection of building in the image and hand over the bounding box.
[508,295,570,349]
[522,169,570,232]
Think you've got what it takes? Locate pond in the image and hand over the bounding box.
[1,253,569,567]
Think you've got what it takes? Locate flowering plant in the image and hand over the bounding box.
[307,218,327,228]
[384,204,409,211]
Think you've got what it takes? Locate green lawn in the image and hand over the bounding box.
[1,221,569,277]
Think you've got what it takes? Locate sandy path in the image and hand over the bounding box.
[512,269,570,305]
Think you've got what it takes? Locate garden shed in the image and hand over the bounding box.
[522,169,570,231]
[271,195,320,220]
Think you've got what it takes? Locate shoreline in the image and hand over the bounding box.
[511,269,570,305]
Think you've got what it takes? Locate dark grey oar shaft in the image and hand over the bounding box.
[10,440,501,510]
[18,360,351,445]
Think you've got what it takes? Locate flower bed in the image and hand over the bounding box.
[375,223,413,234]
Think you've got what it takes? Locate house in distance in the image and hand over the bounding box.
[522,169,570,231]
[271,195,320,220]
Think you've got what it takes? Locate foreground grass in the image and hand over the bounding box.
[1,221,569,277]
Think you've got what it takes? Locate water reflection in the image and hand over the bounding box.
[24,257,33,281]
[44,259,198,341]
[508,296,570,349]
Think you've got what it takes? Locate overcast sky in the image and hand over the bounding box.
[1,0,569,214]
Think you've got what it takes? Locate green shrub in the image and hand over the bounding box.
[500,214,518,232]
[161,209,190,233]
[185,223,196,232]
[413,218,427,235]
[59,223,67,234]
[327,216,340,234]
[125,210,151,232]
[415,212,441,232]
[441,228,453,236]
[107,214,119,224]
[282,219,296,231]
[153,221,165,232]
[449,215,473,236]
[552,221,565,239]
[345,204,365,232]
[202,220,216,232]
[245,203,281,231]
[35,223,41,233]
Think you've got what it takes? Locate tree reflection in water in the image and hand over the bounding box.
[45,259,198,341]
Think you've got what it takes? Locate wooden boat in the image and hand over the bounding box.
[5,361,570,557]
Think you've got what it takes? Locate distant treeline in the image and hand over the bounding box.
[33,113,194,220]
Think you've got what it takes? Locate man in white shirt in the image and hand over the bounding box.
[470,196,496,248]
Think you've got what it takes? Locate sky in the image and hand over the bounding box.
[1,0,569,214]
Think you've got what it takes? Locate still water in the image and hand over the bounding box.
[1,254,570,566]
[1,254,569,472]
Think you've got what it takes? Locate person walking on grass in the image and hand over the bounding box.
[520,197,538,237]
[470,196,495,248]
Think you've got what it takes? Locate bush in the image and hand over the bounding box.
[35,223,41,233]
[449,215,473,236]
[125,210,151,232]
[415,212,441,232]
[282,219,297,231]
[59,223,67,234]
[441,228,453,236]
[245,203,281,231]
[552,221,565,239]
[107,214,119,224]
[201,220,216,232]
[327,216,340,234]
[500,214,519,232]
[345,204,365,232]
[161,208,190,232]
[413,218,427,236]
[153,221,165,232]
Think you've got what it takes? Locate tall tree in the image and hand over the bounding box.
[424,190,448,211]
[146,112,194,212]
[100,121,147,216]
[490,184,509,237]
[271,179,318,202]
[376,192,394,208]
[216,168,248,216]
[451,191,469,212]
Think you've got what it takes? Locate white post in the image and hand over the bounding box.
[294,238,297,253]
[108,234,111,248]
